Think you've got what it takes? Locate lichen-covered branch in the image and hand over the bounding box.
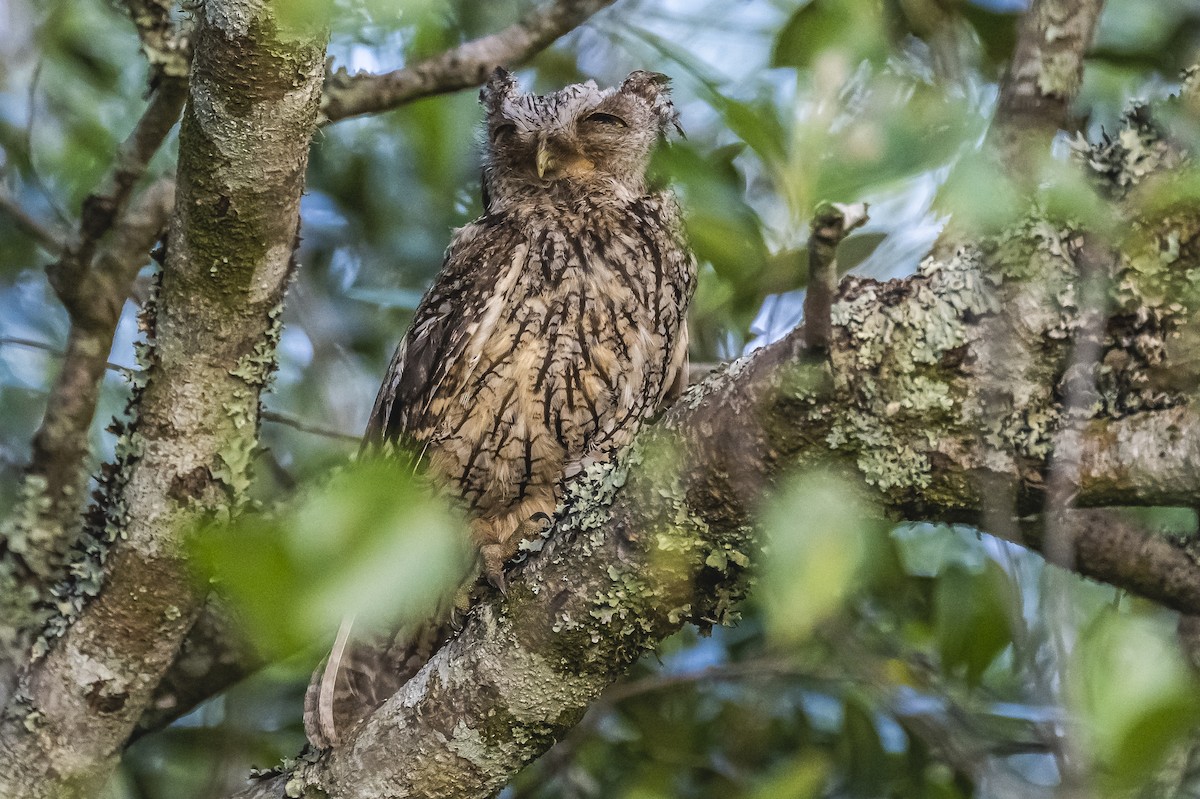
[121,0,192,83]
[226,100,1200,799]
[242,188,1200,795]
[0,1,327,795]
[0,75,190,679]
[0,5,191,648]
[0,179,173,694]
[987,0,1105,166]
[320,0,617,124]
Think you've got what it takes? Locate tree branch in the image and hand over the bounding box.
[240,204,1200,796]
[0,178,174,691]
[0,191,65,255]
[130,596,265,741]
[987,0,1105,167]
[803,201,868,355]
[0,1,327,794]
[935,0,1105,256]
[261,410,359,444]
[320,0,618,124]
[46,78,187,318]
[1001,509,1200,614]
[120,0,192,83]
[0,74,191,669]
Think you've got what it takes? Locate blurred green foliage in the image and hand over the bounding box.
[760,471,881,645]
[3,0,1200,797]
[1073,614,1200,794]
[192,459,472,658]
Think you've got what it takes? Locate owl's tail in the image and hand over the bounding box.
[302,510,555,747]
[302,608,457,749]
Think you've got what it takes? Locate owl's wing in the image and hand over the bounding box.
[361,313,450,448]
[662,319,689,406]
[310,234,490,748]
[361,226,492,448]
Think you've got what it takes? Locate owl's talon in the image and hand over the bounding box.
[487,568,508,596]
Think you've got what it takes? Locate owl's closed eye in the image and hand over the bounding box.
[479,68,681,207]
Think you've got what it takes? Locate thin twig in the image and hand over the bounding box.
[0,181,173,682]
[1036,233,1111,795]
[320,0,618,124]
[261,410,359,444]
[1043,234,1112,568]
[0,338,356,444]
[20,59,69,226]
[0,337,132,377]
[0,192,65,255]
[48,80,187,319]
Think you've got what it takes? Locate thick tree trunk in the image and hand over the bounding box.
[0,2,326,796]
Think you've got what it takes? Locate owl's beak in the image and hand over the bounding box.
[535,138,556,178]
[535,134,593,178]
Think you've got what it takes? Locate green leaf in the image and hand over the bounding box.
[1072,613,1200,795]
[760,472,881,646]
[957,2,1021,73]
[837,695,890,794]
[627,23,788,168]
[772,0,890,70]
[191,459,474,657]
[835,231,888,272]
[890,523,986,578]
[934,561,1014,685]
[935,149,1024,236]
[748,752,829,799]
[654,142,771,322]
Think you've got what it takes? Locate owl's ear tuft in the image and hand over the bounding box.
[619,70,682,138]
[481,67,518,114]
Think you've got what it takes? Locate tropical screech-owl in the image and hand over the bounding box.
[304,68,697,748]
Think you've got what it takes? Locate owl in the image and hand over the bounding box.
[304,68,697,748]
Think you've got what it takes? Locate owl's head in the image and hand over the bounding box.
[478,69,680,211]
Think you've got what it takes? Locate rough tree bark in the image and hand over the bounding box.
[0,0,627,751]
[240,98,1200,796]
[0,0,327,795]
[5,0,1200,797]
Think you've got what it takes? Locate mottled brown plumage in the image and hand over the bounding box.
[304,68,696,748]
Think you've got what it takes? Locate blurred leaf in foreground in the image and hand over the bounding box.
[191,458,474,658]
[935,560,1014,686]
[1072,612,1200,797]
[760,471,881,646]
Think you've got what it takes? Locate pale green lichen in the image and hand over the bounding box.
[826,250,998,497]
[540,426,750,656]
[31,271,163,655]
[217,300,286,500]
[1037,51,1082,99]
[229,303,284,389]
[1071,105,1177,196]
